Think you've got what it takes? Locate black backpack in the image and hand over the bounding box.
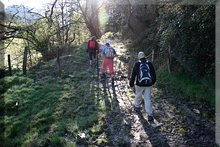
[138,60,152,86]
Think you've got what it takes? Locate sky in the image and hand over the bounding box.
[1,0,53,9]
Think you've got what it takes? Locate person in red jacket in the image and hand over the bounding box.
[87,36,99,66]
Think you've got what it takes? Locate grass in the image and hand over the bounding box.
[0,47,110,146]
[156,67,215,106]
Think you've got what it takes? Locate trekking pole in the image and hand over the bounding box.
[97,50,99,80]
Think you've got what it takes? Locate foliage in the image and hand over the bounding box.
[105,2,215,77]
[3,1,90,61]
[157,5,215,76]
[156,67,215,106]
[105,3,215,107]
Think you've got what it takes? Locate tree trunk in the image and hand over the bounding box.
[77,0,101,38]
[8,54,12,76]
[152,45,159,63]
[23,47,28,75]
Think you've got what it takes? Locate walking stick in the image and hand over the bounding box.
[97,50,99,80]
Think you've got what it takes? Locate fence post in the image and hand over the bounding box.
[8,54,12,76]
[28,48,32,68]
[23,46,28,75]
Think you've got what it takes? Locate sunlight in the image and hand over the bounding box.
[98,0,107,4]
[99,3,109,34]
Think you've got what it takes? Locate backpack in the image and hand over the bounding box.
[89,40,96,49]
[104,47,115,58]
[138,61,152,86]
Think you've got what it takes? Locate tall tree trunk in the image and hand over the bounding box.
[8,54,12,76]
[77,0,101,38]
[23,47,28,75]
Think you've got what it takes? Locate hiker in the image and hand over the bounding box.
[129,51,156,122]
[87,36,99,66]
[101,43,117,80]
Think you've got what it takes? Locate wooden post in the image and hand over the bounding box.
[152,49,155,63]
[8,54,12,76]
[152,45,159,64]
[28,48,32,68]
[23,46,28,75]
[167,45,171,73]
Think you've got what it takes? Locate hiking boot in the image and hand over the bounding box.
[100,73,106,81]
[148,115,154,122]
[111,75,116,81]
[111,77,114,85]
[134,106,140,113]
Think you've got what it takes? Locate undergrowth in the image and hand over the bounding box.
[156,68,215,106]
[0,46,110,146]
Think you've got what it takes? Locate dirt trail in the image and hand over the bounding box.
[97,35,216,146]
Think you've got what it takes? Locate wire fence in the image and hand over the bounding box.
[0,48,41,77]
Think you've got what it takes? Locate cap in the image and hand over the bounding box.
[138,52,145,59]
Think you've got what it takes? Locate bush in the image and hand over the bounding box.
[156,68,215,106]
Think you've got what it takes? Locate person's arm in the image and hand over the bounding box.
[129,63,138,87]
[148,62,156,84]
[113,48,117,58]
[95,41,99,53]
[101,47,105,59]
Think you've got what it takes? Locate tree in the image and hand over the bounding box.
[76,0,102,38]
[1,0,89,61]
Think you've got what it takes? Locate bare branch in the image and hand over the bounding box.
[8,11,19,27]
[50,0,58,20]
[27,9,46,19]
[4,37,15,49]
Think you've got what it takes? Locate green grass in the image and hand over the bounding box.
[0,47,109,146]
[156,68,215,106]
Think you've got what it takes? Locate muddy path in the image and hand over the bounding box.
[96,35,216,146]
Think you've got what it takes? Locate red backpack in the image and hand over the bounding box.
[88,40,96,49]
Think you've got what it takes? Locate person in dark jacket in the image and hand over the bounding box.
[87,36,99,66]
[129,52,156,122]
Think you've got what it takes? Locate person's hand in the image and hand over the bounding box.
[129,83,134,89]
[131,86,135,92]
